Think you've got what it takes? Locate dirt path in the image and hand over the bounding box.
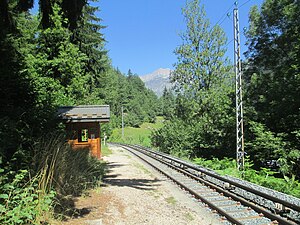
[61,145,222,225]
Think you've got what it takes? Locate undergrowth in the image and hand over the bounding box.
[0,168,55,224]
[0,134,106,224]
[193,157,300,198]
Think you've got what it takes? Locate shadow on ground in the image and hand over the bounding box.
[103,162,161,190]
[104,177,161,190]
[105,162,125,169]
[55,194,93,221]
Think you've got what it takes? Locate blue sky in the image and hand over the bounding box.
[97,0,264,76]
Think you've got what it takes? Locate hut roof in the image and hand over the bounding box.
[58,105,110,123]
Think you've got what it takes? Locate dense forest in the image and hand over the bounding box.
[152,0,300,182]
[0,0,159,162]
[0,0,160,223]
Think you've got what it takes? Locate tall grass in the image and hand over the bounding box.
[33,134,105,196]
[0,134,106,224]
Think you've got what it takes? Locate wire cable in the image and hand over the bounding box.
[239,0,254,9]
[214,0,254,28]
[215,3,235,26]
[225,39,234,48]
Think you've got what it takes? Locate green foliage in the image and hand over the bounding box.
[158,87,176,119]
[0,133,106,224]
[172,0,228,93]
[0,168,55,224]
[39,0,86,29]
[26,4,89,108]
[194,157,235,171]
[104,70,160,129]
[72,1,109,103]
[0,10,39,161]
[246,121,286,162]
[247,121,300,178]
[244,0,300,178]
[153,0,235,159]
[193,157,300,198]
[152,119,194,158]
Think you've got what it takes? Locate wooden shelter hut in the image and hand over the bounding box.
[58,105,110,159]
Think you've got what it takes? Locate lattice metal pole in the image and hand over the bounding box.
[122,106,124,138]
[233,6,245,171]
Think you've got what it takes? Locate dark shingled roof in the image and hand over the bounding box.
[57,105,110,123]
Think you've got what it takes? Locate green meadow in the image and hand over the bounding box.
[109,116,164,147]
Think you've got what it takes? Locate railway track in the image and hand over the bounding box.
[111,143,300,225]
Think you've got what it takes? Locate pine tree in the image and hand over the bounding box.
[0,1,36,161]
[25,3,89,109]
[39,0,85,29]
[72,1,109,102]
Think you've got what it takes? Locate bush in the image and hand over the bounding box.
[151,117,235,159]
[247,121,300,178]
[0,134,106,224]
[0,168,55,224]
[193,157,300,198]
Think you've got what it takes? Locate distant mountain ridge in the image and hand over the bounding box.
[140,68,172,96]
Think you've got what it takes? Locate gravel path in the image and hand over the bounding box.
[62,145,221,225]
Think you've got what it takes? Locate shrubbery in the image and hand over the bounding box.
[0,134,106,224]
[0,169,55,224]
[194,157,300,198]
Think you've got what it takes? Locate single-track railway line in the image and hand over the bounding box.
[111,143,300,225]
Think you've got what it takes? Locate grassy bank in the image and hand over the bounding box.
[101,144,112,156]
[109,116,164,147]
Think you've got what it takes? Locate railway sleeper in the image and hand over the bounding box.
[119,144,298,225]
[274,202,291,215]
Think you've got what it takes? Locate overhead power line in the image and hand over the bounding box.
[215,3,235,26]
[213,0,255,28]
[239,0,253,9]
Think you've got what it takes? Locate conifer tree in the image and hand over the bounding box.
[72,1,109,102]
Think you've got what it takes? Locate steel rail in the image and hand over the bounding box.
[120,145,244,225]
[145,150,295,225]
[131,144,300,213]
[113,143,299,225]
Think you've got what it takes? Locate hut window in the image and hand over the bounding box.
[79,129,88,142]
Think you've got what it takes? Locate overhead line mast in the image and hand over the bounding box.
[122,105,124,138]
[233,3,245,171]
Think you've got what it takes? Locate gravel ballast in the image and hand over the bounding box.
[62,145,222,225]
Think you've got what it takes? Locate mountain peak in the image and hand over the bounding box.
[140,68,172,96]
[140,68,171,82]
